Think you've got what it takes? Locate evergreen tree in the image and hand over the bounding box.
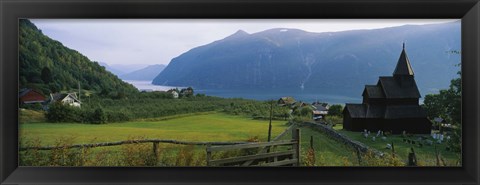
[41,67,52,83]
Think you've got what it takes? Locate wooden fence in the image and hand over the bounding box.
[20,139,247,151]
[20,139,248,162]
[206,129,300,167]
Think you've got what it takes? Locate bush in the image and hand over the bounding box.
[46,102,80,123]
[328,104,344,117]
[106,111,131,123]
[91,108,107,124]
[325,116,342,127]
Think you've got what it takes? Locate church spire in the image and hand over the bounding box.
[393,43,414,76]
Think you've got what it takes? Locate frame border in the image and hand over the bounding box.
[1,0,479,184]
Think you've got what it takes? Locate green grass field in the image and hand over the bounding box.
[20,112,291,166]
[20,112,289,146]
[275,126,358,166]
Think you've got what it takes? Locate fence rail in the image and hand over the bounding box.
[19,139,248,151]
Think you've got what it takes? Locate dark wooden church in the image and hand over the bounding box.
[343,44,432,134]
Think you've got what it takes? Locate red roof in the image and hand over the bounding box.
[19,89,45,104]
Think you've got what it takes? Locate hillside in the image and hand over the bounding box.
[19,19,138,96]
[152,22,461,97]
[120,64,166,81]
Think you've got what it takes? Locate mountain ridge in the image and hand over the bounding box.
[153,21,461,97]
[19,19,138,95]
[120,64,166,81]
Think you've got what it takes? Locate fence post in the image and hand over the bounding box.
[292,128,301,166]
[356,148,362,166]
[391,142,395,158]
[206,144,212,166]
[153,142,159,163]
[434,144,440,166]
[407,147,417,166]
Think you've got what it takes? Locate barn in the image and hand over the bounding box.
[343,44,432,134]
[19,88,46,104]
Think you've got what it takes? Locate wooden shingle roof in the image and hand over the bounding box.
[393,44,414,76]
[362,85,385,99]
[378,77,421,99]
[345,104,426,119]
[344,104,366,118]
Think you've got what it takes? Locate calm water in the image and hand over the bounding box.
[125,80,361,104]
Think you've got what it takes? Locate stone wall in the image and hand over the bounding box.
[297,122,384,157]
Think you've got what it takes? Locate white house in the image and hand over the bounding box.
[167,90,179,99]
[49,92,81,107]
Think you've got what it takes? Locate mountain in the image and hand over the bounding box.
[152,22,461,97]
[98,62,126,77]
[120,64,166,81]
[98,62,149,77]
[19,19,138,95]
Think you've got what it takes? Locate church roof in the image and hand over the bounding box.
[363,85,385,99]
[345,104,426,119]
[344,104,366,118]
[378,77,421,99]
[393,44,414,76]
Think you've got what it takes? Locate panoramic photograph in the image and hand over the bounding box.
[18,19,461,167]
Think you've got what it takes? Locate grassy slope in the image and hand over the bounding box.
[277,126,357,166]
[20,113,288,146]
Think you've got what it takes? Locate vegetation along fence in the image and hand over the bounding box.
[20,139,248,160]
[206,128,300,167]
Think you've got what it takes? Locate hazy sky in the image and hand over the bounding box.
[31,19,457,66]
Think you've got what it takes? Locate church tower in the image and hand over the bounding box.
[393,43,415,87]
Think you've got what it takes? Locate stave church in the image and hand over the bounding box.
[343,44,432,134]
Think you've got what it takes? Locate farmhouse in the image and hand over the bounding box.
[312,102,329,121]
[167,89,179,99]
[48,92,81,107]
[278,97,296,106]
[19,88,46,104]
[343,44,432,134]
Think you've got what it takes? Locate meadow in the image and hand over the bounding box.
[19,112,292,166]
[19,112,461,167]
[20,112,288,146]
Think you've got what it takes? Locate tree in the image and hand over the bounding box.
[422,62,461,153]
[41,67,53,84]
[328,104,344,117]
[180,87,194,98]
[92,107,107,124]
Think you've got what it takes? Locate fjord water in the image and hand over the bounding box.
[125,80,362,104]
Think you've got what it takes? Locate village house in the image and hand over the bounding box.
[167,89,179,99]
[277,97,296,106]
[343,44,432,134]
[312,102,329,121]
[48,92,81,107]
[19,88,46,105]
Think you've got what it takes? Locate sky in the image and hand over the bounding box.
[31,19,457,66]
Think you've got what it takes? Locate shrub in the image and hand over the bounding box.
[328,104,344,117]
[325,116,342,127]
[46,102,80,123]
[91,107,107,124]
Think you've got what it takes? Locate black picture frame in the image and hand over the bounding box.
[1,0,479,184]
